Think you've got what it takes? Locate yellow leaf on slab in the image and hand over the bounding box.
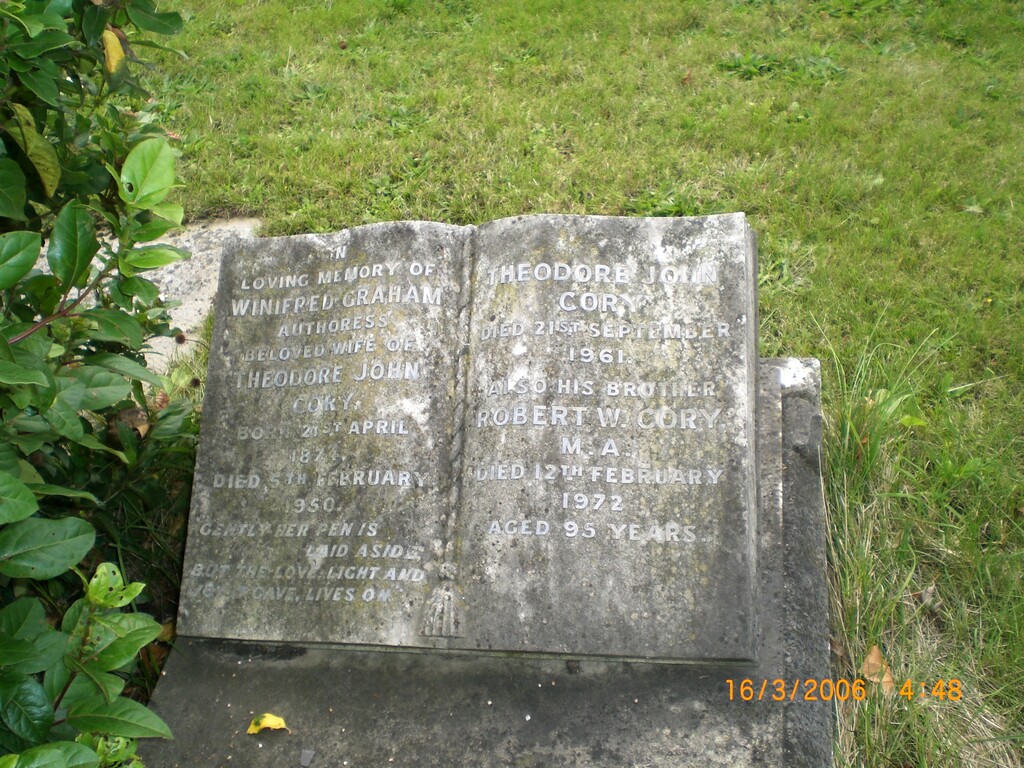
[247,713,291,735]
[861,645,895,695]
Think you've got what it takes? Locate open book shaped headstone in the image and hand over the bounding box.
[178,214,760,662]
[149,213,832,767]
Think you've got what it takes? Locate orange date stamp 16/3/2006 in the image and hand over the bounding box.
[726,678,964,702]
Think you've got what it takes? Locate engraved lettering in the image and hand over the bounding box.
[239,273,310,290]
[558,292,637,313]
[353,359,420,381]
[636,407,723,430]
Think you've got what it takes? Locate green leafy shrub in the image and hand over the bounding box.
[0,564,171,766]
[1,0,191,764]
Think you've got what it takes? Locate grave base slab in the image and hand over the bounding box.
[142,359,830,767]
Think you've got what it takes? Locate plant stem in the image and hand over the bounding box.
[8,263,116,345]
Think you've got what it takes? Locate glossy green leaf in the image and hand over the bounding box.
[121,244,187,272]
[7,28,73,58]
[0,673,20,703]
[147,201,184,225]
[0,724,30,756]
[125,0,183,36]
[60,744,104,768]
[44,1,74,18]
[0,675,53,744]
[119,139,177,209]
[16,461,43,487]
[7,410,53,435]
[13,10,67,36]
[83,352,163,388]
[15,14,47,38]
[0,598,47,640]
[61,663,125,708]
[128,208,182,243]
[26,484,99,503]
[4,742,99,768]
[81,6,109,44]
[117,277,160,305]
[47,203,98,289]
[60,367,130,411]
[0,517,95,579]
[0,360,48,387]
[18,67,60,107]
[0,471,38,525]
[60,599,87,636]
[0,443,19,474]
[7,387,35,411]
[0,638,37,667]
[4,323,51,361]
[56,660,125,709]
[4,630,68,675]
[6,57,34,74]
[41,658,70,706]
[4,105,60,198]
[6,432,48,456]
[66,695,172,739]
[0,231,41,290]
[0,159,28,220]
[66,433,127,462]
[78,309,144,349]
[86,564,145,609]
[43,379,85,441]
[87,613,160,671]
[149,402,192,440]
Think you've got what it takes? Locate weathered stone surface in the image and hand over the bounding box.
[178,214,759,660]
[460,215,758,659]
[143,360,830,768]
[178,222,472,645]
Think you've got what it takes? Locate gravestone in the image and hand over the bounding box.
[143,214,831,767]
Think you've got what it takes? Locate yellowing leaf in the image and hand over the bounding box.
[4,104,60,197]
[861,645,895,695]
[102,29,126,75]
[247,713,290,735]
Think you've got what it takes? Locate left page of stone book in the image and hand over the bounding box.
[177,222,474,647]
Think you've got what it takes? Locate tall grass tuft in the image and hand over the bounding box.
[825,332,1023,767]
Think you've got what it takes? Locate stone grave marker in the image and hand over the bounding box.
[144,214,831,767]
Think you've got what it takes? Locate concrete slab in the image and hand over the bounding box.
[141,359,831,767]
[145,218,260,371]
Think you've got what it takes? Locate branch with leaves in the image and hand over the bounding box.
[1,1,189,766]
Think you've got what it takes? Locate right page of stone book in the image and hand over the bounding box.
[457,214,759,660]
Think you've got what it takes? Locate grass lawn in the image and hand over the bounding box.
[149,1,1023,764]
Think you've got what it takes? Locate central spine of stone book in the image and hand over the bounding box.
[177,214,759,662]
[421,230,476,639]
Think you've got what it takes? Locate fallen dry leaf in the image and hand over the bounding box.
[861,645,895,695]
[247,713,291,735]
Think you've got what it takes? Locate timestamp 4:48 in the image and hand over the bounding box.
[899,679,962,701]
